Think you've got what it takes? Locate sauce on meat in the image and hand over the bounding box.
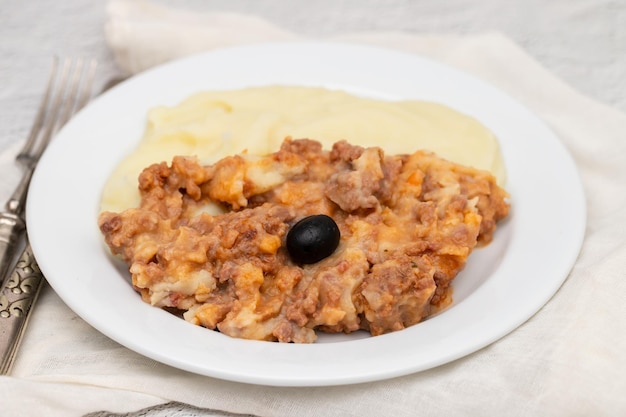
[98,139,510,342]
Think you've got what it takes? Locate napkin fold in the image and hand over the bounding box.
[2,0,625,416]
[105,0,298,75]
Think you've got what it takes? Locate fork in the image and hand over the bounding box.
[0,57,97,374]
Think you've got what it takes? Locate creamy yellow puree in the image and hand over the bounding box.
[101,86,506,212]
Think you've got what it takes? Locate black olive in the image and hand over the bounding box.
[286,215,340,264]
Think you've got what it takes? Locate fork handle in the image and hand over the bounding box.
[0,212,26,287]
[0,244,45,374]
[0,163,34,286]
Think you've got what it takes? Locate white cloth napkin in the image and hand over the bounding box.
[2,0,625,415]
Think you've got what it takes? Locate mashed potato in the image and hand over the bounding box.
[100,86,506,212]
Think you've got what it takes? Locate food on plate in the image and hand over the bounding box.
[100,86,506,213]
[98,138,510,343]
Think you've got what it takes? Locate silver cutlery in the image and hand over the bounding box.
[0,57,97,374]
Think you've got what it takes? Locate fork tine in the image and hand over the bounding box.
[55,58,85,133]
[55,58,97,130]
[30,58,74,162]
[5,58,97,217]
[25,58,97,162]
[16,57,59,161]
[74,59,98,113]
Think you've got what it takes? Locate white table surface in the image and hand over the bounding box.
[1,0,625,158]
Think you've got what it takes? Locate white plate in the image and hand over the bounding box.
[27,42,586,386]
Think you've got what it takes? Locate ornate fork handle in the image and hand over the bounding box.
[0,161,36,285]
[0,244,45,374]
[0,213,26,286]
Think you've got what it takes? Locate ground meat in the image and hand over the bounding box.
[325,147,385,212]
[98,138,510,342]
